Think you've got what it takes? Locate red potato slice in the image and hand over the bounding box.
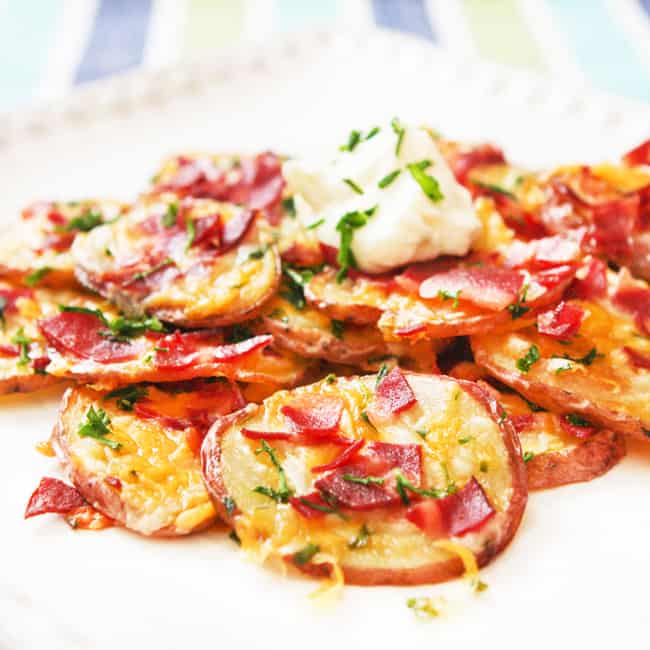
[471,268,650,442]
[449,362,626,490]
[72,194,281,328]
[201,371,527,586]
[0,282,120,395]
[39,309,312,390]
[0,200,127,288]
[50,381,243,536]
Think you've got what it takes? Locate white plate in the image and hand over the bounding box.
[1,28,650,650]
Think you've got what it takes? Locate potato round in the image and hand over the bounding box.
[202,372,527,586]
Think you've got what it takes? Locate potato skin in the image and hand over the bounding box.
[526,430,626,491]
[52,387,217,537]
[201,374,528,586]
[0,372,61,397]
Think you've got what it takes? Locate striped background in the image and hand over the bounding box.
[1,0,650,112]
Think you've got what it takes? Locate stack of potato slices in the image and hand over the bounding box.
[16,137,650,587]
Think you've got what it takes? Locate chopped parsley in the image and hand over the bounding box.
[365,126,380,140]
[415,429,428,439]
[325,373,336,384]
[523,451,535,463]
[77,406,121,449]
[340,129,361,152]
[252,440,293,503]
[103,385,148,411]
[11,328,31,366]
[407,160,444,202]
[378,169,401,188]
[25,267,52,287]
[342,474,385,486]
[343,178,364,194]
[406,597,440,619]
[507,284,529,320]
[293,543,320,566]
[566,413,591,427]
[247,246,267,260]
[472,180,516,200]
[280,262,323,310]
[161,202,178,228]
[297,495,347,519]
[375,363,389,388]
[458,436,472,445]
[268,307,288,324]
[229,530,241,545]
[223,496,237,516]
[395,471,449,506]
[348,523,371,550]
[553,347,602,366]
[335,207,376,283]
[306,218,325,230]
[438,289,461,309]
[282,196,296,217]
[522,396,544,412]
[391,117,405,156]
[64,209,104,232]
[516,344,540,373]
[185,219,196,251]
[59,305,164,341]
[331,319,345,340]
[227,324,254,343]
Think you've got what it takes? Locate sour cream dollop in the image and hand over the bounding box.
[283,123,482,274]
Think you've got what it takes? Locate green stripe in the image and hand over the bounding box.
[461,0,546,71]
[183,0,245,55]
[0,0,60,110]
[276,0,339,31]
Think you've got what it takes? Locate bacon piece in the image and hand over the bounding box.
[39,231,76,253]
[567,257,608,300]
[374,367,417,415]
[0,344,19,357]
[311,439,365,473]
[612,285,650,335]
[406,477,495,538]
[241,428,293,441]
[64,505,114,530]
[39,312,143,364]
[314,441,422,510]
[394,259,454,294]
[447,144,506,184]
[623,138,650,167]
[589,196,637,257]
[191,213,222,248]
[537,301,584,340]
[0,286,33,313]
[46,210,66,225]
[212,334,273,361]
[281,395,344,436]
[510,414,535,433]
[559,415,596,440]
[24,477,86,518]
[419,265,524,311]
[222,209,255,249]
[394,323,427,338]
[289,491,332,519]
[622,346,650,370]
[153,331,200,370]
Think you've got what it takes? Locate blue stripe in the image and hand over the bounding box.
[0,0,59,110]
[371,0,437,42]
[547,0,650,103]
[276,0,339,30]
[639,0,650,17]
[75,0,153,84]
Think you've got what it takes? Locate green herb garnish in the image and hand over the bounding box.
[523,451,534,463]
[223,496,236,516]
[25,267,52,287]
[516,344,540,373]
[348,523,371,550]
[508,284,529,320]
[553,347,601,366]
[185,219,196,250]
[77,406,121,449]
[343,178,364,194]
[161,202,178,228]
[472,180,516,199]
[132,257,174,281]
[342,474,385,486]
[566,413,591,427]
[375,363,389,388]
[0,296,6,330]
[415,429,428,439]
[229,530,241,545]
[406,597,440,619]
[252,440,293,503]
[335,207,375,283]
[378,169,401,188]
[391,117,405,156]
[340,130,361,152]
[297,496,347,519]
[306,218,325,230]
[11,328,31,366]
[293,543,320,566]
[438,289,461,309]
[104,385,148,411]
[407,160,444,202]
[64,210,103,232]
[331,319,345,340]
[395,471,448,506]
[282,196,296,217]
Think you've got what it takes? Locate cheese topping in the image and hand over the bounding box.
[283,123,481,274]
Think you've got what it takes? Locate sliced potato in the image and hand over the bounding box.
[471,270,650,441]
[0,200,127,287]
[51,382,243,536]
[449,362,626,490]
[201,372,527,586]
[72,194,280,328]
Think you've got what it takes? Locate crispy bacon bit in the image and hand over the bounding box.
[241,428,293,441]
[532,264,576,290]
[0,343,19,357]
[612,285,650,336]
[31,356,50,372]
[447,144,506,184]
[311,439,366,473]
[289,491,332,519]
[537,301,584,340]
[394,323,427,338]
[153,331,200,370]
[419,265,524,311]
[622,346,650,370]
[559,415,596,440]
[623,138,650,167]
[406,477,495,538]
[191,213,222,248]
[212,334,273,361]
[39,312,144,364]
[46,210,66,225]
[65,505,114,530]
[281,395,344,436]
[104,476,122,490]
[222,209,255,250]
[568,257,608,300]
[375,368,417,415]
[509,414,535,433]
[24,477,86,519]
[314,441,422,510]
[0,286,33,313]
